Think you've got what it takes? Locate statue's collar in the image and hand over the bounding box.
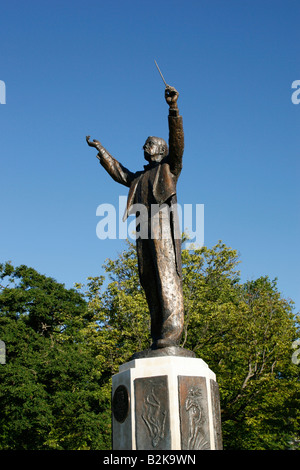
[143,161,160,171]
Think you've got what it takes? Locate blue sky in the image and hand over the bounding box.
[0,0,299,314]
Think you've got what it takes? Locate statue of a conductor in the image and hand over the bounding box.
[87,84,188,356]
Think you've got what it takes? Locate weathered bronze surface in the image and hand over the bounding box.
[87,85,187,354]
[178,376,211,450]
[112,385,130,423]
[210,379,223,449]
[134,375,170,450]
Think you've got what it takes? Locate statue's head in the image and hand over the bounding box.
[143,136,168,163]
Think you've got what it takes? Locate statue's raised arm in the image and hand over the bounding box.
[165,85,184,178]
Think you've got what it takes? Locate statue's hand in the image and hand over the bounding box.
[165,85,179,108]
[86,135,102,151]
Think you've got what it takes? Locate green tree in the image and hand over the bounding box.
[0,263,111,449]
[180,244,299,449]
[82,240,299,450]
[0,240,299,450]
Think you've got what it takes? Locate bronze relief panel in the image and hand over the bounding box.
[134,375,171,450]
[178,376,211,450]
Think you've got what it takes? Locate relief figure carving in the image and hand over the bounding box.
[185,387,209,450]
[142,388,167,447]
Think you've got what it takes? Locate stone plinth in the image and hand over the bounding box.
[112,356,222,450]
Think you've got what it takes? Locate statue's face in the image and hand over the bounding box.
[143,137,161,162]
[143,137,167,163]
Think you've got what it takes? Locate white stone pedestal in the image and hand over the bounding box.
[112,356,222,450]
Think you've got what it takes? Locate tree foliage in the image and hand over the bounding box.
[0,263,110,449]
[181,244,299,449]
[0,241,299,450]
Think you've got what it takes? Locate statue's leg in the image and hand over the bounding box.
[149,213,184,348]
[136,238,163,345]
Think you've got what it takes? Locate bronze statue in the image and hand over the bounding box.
[87,84,193,358]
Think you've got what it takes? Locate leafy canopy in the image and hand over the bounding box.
[0,240,299,450]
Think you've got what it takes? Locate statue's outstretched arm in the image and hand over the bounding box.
[86,136,135,188]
